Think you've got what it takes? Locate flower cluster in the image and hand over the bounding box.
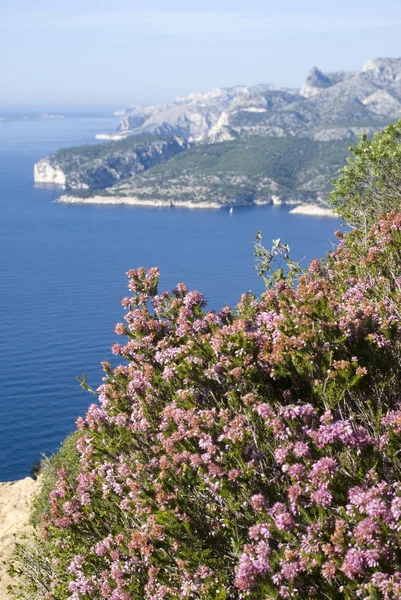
[36,211,401,599]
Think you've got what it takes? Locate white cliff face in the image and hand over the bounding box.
[207,111,237,143]
[34,159,66,186]
[362,90,401,117]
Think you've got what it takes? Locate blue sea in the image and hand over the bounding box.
[0,117,341,481]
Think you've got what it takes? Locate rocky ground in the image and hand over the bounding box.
[0,478,39,599]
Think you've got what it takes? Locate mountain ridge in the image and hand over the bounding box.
[108,58,401,143]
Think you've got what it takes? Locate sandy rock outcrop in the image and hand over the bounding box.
[0,478,39,599]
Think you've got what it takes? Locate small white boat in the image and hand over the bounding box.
[229,207,233,214]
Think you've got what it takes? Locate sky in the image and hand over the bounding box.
[1,0,401,111]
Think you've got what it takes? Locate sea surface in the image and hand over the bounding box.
[0,117,341,481]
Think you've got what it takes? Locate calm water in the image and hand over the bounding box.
[0,117,340,481]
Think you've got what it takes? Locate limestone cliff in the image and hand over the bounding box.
[34,160,67,186]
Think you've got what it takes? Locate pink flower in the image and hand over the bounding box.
[250,494,266,511]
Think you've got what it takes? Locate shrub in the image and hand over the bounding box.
[30,432,83,527]
[7,534,53,600]
[13,209,401,599]
[330,119,401,230]
[7,434,83,599]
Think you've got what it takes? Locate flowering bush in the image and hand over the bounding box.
[10,211,401,600]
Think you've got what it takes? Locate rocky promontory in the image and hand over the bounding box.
[34,135,189,190]
[33,57,401,210]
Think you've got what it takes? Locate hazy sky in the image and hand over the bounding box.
[2,0,401,111]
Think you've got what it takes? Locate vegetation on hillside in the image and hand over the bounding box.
[9,120,401,600]
[330,121,401,229]
[29,432,83,528]
[71,136,351,205]
[60,134,352,203]
[51,135,179,171]
[134,136,350,187]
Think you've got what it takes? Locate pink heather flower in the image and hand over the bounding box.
[183,290,206,309]
[86,403,106,429]
[256,311,281,330]
[287,463,306,480]
[309,457,337,483]
[162,366,176,380]
[127,371,149,393]
[67,554,85,574]
[95,537,112,557]
[391,496,401,520]
[270,504,294,531]
[250,494,266,511]
[366,497,388,518]
[279,403,316,420]
[309,259,321,275]
[293,441,310,458]
[274,446,290,464]
[382,410,401,433]
[287,484,302,512]
[322,561,336,580]
[354,517,380,544]
[175,283,187,295]
[235,549,269,591]
[280,560,301,581]
[310,484,333,508]
[278,585,291,598]
[79,493,91,506]
[228,469,241,481]
[248,523,271,541]
[255,403,274,419]
[320,410,333,425]
[342,549,365,579]
[115,323,126,335]
[75,416,85,430]
[356,365,369,376]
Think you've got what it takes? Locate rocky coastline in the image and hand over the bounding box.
[56,193,312,211]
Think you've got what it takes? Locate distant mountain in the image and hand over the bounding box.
[35,58,401,210]
[111,58,401,143]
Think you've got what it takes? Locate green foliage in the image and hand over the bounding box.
[254,231,302,288]
[29,431,82,527]
[7,534,53,600]
[330,119,401,229]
